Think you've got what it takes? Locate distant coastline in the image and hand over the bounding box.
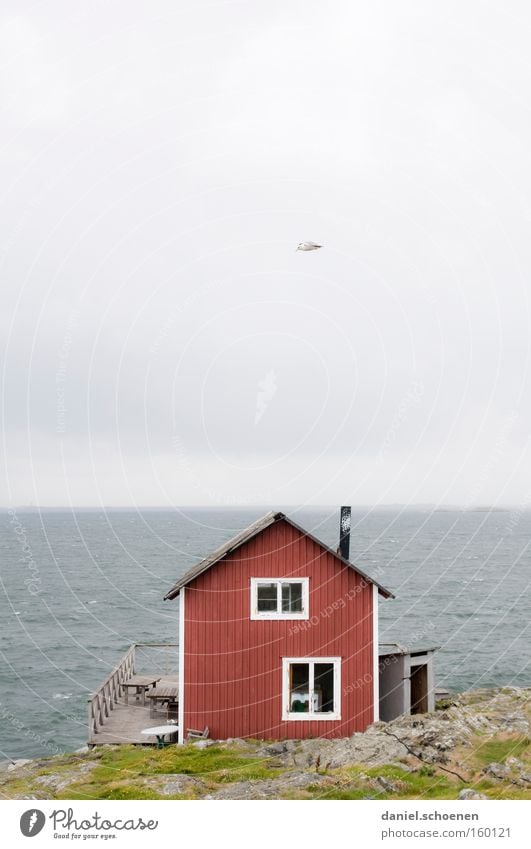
[1,504,528,513]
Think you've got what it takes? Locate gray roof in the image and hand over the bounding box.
[164,510,394,600]
[378,643,440,656]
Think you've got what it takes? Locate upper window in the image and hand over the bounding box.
[250,578,309,620]
[282,657,341,720]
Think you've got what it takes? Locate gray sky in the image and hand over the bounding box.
[1,1,531,507]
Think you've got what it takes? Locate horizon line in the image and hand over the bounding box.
[1,503,528,512]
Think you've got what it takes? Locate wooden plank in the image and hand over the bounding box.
[119,675,160,687]
[146,686,178,699]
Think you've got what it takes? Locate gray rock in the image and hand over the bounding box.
[224,738,251,747]
[435,736,456,751]
[34,774,74,793]
[33,762,98,794]
[262,742,288,756]
[207,770,329,800]
[192,739,214,750]
[142,774,205,797]
[292,751,315,768]
[376,776,399,793]
[7,759,32,771]
[419,730,438,745]
[483,762,509,780]
[459,788,488,800]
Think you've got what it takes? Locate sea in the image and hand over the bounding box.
[0,507,529,760]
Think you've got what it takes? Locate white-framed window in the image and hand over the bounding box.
[250,577,309,620]
[282,657,341,721]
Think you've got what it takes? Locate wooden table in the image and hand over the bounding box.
[120,675,160,705]
[141,724,179,749]
[146,685,178,718]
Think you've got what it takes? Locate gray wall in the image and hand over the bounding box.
[379,651,436,721]
[409,653,436,714]
[378,653,408,722]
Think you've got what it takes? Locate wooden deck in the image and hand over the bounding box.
[87,644,179,746]
[88,676,179,745]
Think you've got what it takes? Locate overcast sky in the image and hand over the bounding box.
[1,1,531,508]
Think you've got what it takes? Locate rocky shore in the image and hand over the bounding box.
[1,687,529,800]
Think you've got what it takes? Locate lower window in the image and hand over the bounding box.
[282,657,341,720]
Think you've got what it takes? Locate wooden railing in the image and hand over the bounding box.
[88,644,136,739]
[87,643,179,740]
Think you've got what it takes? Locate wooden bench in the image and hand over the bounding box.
[146,685,179,718]
[120,675,161,706]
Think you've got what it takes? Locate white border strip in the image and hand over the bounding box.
[178,587,185,744]
[372,583,379,722]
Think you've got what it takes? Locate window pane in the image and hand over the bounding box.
[313,663,335,713]
[281,582,303,612]
[256,582,278,612]
[289,663,310,712]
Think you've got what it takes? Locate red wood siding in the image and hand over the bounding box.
[183,519,375,740]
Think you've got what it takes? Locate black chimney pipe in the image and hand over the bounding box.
[339,505,351,561]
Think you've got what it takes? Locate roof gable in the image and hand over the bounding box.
[164,511,394,600]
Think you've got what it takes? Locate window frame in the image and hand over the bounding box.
[250,577,309,620]
[282,657,341,721]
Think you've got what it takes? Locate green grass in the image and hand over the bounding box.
[97,744,280,779]
[60,745,285,800]
[3,728,531,801]
[472,736,530,767]
[308,764,458,800]
[309,758,531,801]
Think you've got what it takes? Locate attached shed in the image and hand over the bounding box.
[378,644,438,722]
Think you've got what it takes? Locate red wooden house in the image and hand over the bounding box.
[164,509,394,743]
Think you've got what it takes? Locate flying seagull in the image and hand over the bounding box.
[296,241,322,251]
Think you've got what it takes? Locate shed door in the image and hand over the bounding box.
[410,664,428,714]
